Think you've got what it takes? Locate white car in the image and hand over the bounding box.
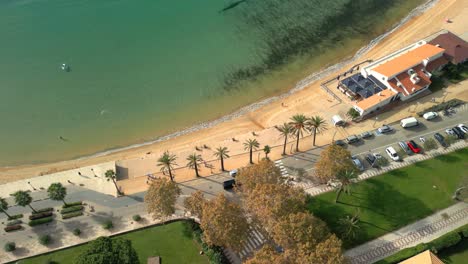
[458,124,468,133]
[445,128,455,136]
[423,111,438,120]
[385,147,400,161]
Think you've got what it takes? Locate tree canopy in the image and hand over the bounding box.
[47,182,67,205]
[236,159,283,194]
[144,178,181,219]
[75,236,139,264]
[314,144,357,182]
[183,190,206,219]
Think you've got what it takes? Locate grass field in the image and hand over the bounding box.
[308,148,468,248]
[18,221,207,264]
[439,238,468,264]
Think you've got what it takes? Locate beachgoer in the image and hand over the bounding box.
[78,171,81,176]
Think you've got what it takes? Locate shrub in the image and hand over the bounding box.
[429,231,461,251]
[7,214,23,220]
[29,211,53,220]
[423,138,438,151]
[29,216,53,227]
[36,207,54,213]
[62,211,83,220]
[375,156,390,167]
[445,135,458,146]
[4,242,16,252]
[347,108,360,119]
[60,205,83,214]
[417,99,464,116]
[378,243,428,263]
[132,214,141,222]
[457,225,468,238]
[102,219,113,230]
[4,225,22,232]
[7,219,22,226]
[39,234,52,245]
[62,201,83,208]
[73,228,81,236]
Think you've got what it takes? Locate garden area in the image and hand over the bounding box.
[308,148,468,248]
[439,237,468,264]
[17,220,208,264]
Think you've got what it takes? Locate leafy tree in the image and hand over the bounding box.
[47,182,68,206]
[347,107,360,119]
[75,236,139,264]
[263,145,271,159]
[338,211,361,241]
[423,138,438,151]
[236,160,282,194]
[335,170,357,203]
[276,123,293,155]
[289,114,308,151]
[245,245,286,264]
[314,144,356,183]
[290,234,344,264]
[186,153,203,177]
[105,170,121,195]
[157,151,178,182]
[183,190,206,219]
[244,138,260,164]
[0,197,11,219]
[13,191,36,213]
[144,178,181,220]
[200,194,248,251]
[4,242,16,252]
[213,146,230,171]
[307,116,327,146]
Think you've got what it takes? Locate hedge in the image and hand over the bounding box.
[39,234,52,245]
[7,214,23,220]
[4,242,16,252]
[184,220,229,264]
[417,99,464,116]
[6,220,22,226]
[60,205,83,214]
[378,224,468,263]
[29,216,53,226]
[4,225,22,232]
[63,201,83,208]
[62,211,83,220]
[29,211,53,220]
[36,207,54,213]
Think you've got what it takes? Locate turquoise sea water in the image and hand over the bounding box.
[0,0,423,166]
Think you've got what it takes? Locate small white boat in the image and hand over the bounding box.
[61,63,70,72]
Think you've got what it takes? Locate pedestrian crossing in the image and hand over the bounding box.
[224,225,267,263]
[275,160,317,190]
[274,160,290,179]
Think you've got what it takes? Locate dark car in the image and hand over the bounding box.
[407,140,421,154]
[434,133,448,148]
[346,135,360,144]
[223,179,236,190]
[334,140,346,147]
[365,153,377,167]
[360,131,373,139]
[452,127,465,139]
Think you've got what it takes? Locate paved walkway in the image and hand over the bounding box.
[345,202,468,264]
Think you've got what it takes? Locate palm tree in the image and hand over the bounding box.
[335,170,357,203]
[289,114,308,152]
[0,197,11,219]
[276,123,293,155]
[308,116,328,146]
[243,138,260,164]
[263,145,271,160]
[157,151,178,182]
[338,210,361,240]
[187,153,203,177]
[13,191,36,213]
[213,146,230,171]
[105,170,122,195]
[47,183,68,206]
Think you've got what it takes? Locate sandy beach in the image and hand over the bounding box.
[1,0,467,189]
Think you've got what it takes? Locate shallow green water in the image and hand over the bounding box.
[0,0,424,166]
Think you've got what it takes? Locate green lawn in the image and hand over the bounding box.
[19,221,208,264]
[308,148,468,248]
[439,238,468,264]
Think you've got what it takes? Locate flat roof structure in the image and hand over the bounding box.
[373,44,445,77]
[341,73,387,99]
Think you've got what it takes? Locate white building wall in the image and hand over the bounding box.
[353,94,395,116]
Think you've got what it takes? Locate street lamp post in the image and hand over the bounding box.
[373,117,379,127]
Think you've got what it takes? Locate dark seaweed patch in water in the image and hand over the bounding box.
[221,0,418,90]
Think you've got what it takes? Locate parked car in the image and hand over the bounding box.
[457,124,468,133]
[400,117,419,128]
[423,111,438,120]
[365,153,377,167]
[407,140,421,153]
[346,135,360,144]
[360,131,373,139]
[452,127,465,139]
[419,137,426,143]
[434,133,448,148]
[351,156,364,171]
[229,169,238,177]
[378,125,393,134]
[445,128,456,136]
[385,147,400,161]
[334,140,346,147]
[398,141,412,155]
[223,179,236,190]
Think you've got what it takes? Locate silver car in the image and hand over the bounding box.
[351,156,364,171]
[398,141,412,155]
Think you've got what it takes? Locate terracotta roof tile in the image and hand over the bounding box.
[373,44,445,77]
[426,56,449,72]
[429,31,468,64]
[399,250,444,264]
[395,64,431,95]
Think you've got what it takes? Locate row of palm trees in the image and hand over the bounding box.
[156,114,327,181]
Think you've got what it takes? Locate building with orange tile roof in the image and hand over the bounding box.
[399,250,444,264]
